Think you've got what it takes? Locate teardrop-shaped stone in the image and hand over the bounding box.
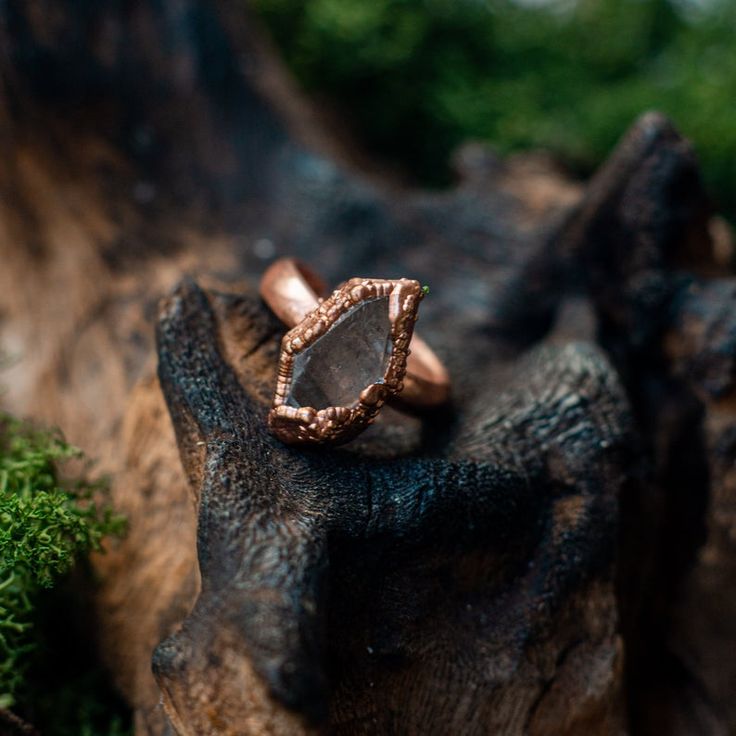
[286,297,392,409]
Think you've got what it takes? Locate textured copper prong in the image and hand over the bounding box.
[266,276,424,445]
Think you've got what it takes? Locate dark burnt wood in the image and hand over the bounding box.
[0,1,733,735]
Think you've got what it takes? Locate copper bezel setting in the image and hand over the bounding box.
[268,277,424,445]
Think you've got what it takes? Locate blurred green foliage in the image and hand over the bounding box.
[254,0,736,214]
[0,413,130,733]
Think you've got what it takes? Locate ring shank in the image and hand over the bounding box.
[260,258,449,407]
[259,258,329,326]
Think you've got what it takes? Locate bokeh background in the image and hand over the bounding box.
[254,0,736,216]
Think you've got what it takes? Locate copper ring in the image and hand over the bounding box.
[260,258,450,445]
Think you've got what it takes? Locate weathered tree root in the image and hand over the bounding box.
[0,1,734,734]
[152,278,631,734]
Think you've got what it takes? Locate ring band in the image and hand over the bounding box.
[260,258,450,444]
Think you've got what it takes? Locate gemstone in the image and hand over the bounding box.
[287,296,393,409]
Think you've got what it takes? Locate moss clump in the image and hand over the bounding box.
[0,414,125,710]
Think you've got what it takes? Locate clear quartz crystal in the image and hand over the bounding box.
[286,296,393,409]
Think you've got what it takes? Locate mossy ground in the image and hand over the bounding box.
[254,0,736,220]
[0,414,130,734]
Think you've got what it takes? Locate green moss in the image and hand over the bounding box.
[0,414,125,713]
[253,0,736,218]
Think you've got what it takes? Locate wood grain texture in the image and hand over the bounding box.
[0,1,732,735]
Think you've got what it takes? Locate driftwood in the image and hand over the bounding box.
[0,1,734,734]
